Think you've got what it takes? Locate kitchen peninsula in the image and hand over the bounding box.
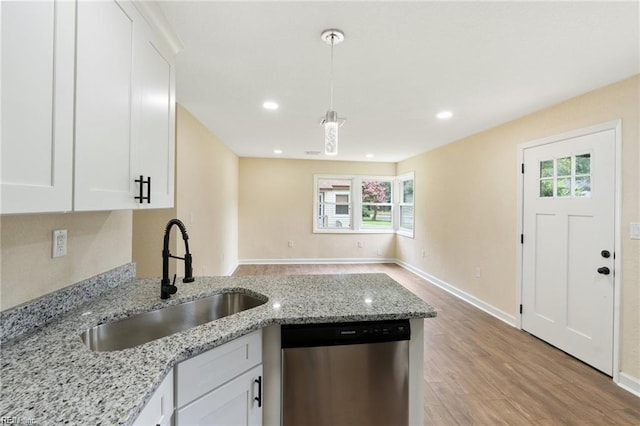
[0,266,436,425]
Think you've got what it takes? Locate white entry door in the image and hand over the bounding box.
[521,126,616,375]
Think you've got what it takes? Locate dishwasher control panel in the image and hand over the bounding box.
[281,319,411,348]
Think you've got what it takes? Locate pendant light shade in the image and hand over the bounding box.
[321,29,344,156]
[324,110,338,155]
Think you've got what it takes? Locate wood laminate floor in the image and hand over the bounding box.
[233,263,640,425]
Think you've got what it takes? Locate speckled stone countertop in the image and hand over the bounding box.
[0,273,436,425]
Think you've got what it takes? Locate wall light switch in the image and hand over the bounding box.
[631,223,640,240]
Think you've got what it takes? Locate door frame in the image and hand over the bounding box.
[515,119,622,382]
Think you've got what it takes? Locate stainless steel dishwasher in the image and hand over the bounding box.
[281,319,410,426]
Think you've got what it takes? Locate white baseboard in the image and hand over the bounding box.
[225,261,240,276]
[617,372,640,398]
[239,257,396,265]
[396,260,517,327]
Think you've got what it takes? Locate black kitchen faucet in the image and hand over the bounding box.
[161,219,195,299]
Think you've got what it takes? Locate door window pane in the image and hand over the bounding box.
[576,154,591,175]
[557,157,571,176]
[538,154,592,199]
[540,179,553,197]
[557,178,571,197]
[540,160,554,178]
[575,176,591,197]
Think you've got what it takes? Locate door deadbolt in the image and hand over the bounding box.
[601,250,611,258]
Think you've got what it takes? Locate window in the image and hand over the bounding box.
[317,179,352,229]
[362,180,393,230]
[539,153,591,199]
[398,174,414,236]
[313,173,414,236]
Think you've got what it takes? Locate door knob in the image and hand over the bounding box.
[597,267,610,275]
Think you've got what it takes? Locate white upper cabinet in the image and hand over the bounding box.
[1,0,176,214]
[132,18,176,209]
[1,0,75,214]
[74,0,137,211]
[75,0,176,211]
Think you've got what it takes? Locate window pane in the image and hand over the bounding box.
[362,180,391,203]
[317,179,351,229]
[576,154,591,175]
[557,178,571,197]
[540,179,553,197]
[540,160,553,178]
[400,205,414,230]
[402,180,414,203]
[575,176,591,197]
[362,204,392,229]
[557,157,571,177]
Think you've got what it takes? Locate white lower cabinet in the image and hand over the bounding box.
[175,330,263,426]
[176,365,263,426]
[133,330,263,426]
[133,369,174,426]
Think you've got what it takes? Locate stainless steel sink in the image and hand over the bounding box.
[80,291,266,352]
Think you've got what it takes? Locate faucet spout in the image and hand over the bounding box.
[161,219,195,299]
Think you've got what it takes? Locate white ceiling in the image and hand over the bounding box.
[158,1,639,163]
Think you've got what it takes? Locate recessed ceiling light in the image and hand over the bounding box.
[365,154,374,159]
[263,101,279,110]
[436,110,453,120]
[273,149,283,154]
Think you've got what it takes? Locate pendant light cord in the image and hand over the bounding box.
[330,33,335,111]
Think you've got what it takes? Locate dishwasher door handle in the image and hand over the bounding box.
[254,376,262,407]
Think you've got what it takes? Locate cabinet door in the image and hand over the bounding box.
[133,370,174,426]
[176,365,263,426]
[74,0,137,211]
[1,0,74,214]
[132,21,175,209]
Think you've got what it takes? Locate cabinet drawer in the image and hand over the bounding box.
[176,330,262,408]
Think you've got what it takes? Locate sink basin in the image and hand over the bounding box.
[80,291,266,352]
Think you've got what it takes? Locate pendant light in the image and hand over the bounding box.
[321,29,344,156]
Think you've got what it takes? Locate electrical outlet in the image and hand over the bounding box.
[421,249,426,258]
[357,241,363,248]
[376,248,382,256]
[52,229,67,258]
[288,240,294,248]
[631,223,640,240]
[475,267,481,278]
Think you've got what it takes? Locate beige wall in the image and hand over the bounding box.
[397,75,640,379]
[0,211,132,310]
[133,104,239,278]
[238,158,397,261]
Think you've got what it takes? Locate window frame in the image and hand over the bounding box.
[313,173,415,236]
[397,172,415,238]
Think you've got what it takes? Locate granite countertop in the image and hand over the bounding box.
[0,273,436,425]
